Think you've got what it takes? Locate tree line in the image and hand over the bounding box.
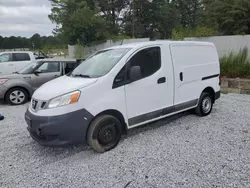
[0,34,66,50]
[49,0,250,45]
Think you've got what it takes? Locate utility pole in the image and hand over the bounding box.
[132,0,135,38]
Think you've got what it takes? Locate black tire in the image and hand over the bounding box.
[87,115,122,153]
[195,92,213,117]
[5,87,29,105]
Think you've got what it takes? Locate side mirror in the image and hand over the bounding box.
[129,66,141,82]
[34,70,41,76]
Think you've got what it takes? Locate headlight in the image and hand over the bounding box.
[47,91,81,109]
[0,79,8,85]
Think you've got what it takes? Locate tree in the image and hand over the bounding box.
[30,33,42,49]
[123,0,178,39]
[94,0,130,36]
[172,0,203,28]
[0,35,64,50]
[49,0,108,45]
[203,0,250,35]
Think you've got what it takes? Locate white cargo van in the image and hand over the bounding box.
[25,41,221,153]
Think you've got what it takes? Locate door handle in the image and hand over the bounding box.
[157,77,166,84]
[180,72,183,81]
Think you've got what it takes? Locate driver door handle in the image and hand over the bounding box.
[157,77,166,84]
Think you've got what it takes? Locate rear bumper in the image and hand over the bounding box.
[0,85,8,99]
[25,108,94,147]
[215,91,221,101]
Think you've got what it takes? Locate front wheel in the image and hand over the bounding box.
[195,92,213,117]
[87,115,122,153]
[5,88,29,105]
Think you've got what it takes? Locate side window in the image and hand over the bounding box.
[0,53,11,63]
[113,66,126,88]
[64,62,78,74]
[13,53,31,61]
[36,62,60,73]
[128,47,161,79]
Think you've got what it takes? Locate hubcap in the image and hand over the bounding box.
[202,97,212,114]
[9,90,25,104]
[98,123,117,145]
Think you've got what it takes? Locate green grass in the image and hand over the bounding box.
[220,47,250,78]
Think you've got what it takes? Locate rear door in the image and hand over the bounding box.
[0,53,15,75]
[13,53,32,71]
[170,44,219,106]
[124,46,174,127]
[28,61,61,89]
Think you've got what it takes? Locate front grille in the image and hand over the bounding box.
[32,99,38,110]
[31,99,47,111]
[41,102,46,109]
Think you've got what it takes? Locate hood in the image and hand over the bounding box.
[33,75,98,100]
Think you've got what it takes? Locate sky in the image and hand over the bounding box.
[0,0,56,38]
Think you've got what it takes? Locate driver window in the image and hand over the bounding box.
[128,47,161,79]
[36,62,60,73]
[113,47,161,89]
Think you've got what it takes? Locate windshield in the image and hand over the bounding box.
[18,61,42,74]
[71,48,131,78]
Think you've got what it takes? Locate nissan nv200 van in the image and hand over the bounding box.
[25,41,221,153]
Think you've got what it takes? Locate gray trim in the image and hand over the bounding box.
[215,91,221,100]
[128,99,198,126]
[175,99,198,112]
[202,74,220,81]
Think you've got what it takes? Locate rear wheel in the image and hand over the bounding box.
[87,115,122,153]
[195,92,213,117]
[5,88,28,105]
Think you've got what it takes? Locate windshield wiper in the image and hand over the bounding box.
[72,74,91,78]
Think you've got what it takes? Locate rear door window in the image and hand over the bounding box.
[64,62,79,74]
[13,53,31,61]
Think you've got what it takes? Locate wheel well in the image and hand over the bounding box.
[96,110,127,133]
[202,87,215,103]
[4,86,30,101]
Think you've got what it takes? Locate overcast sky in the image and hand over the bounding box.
[0,0,55,38]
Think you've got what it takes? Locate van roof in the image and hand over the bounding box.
[107,40,214,50]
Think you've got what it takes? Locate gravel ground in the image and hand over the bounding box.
[1,94,250,188]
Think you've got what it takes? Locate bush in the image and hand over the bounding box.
[220,47,250,78]
[172,27,218,40]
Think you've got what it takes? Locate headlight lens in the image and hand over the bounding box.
[47,91,81,109]
[0,79,8,85]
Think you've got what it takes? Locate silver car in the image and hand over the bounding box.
[0,58,80,105]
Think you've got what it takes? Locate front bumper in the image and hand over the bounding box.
[25,108,94,147]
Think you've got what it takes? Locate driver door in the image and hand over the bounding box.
[125,46,174,127]
[28,61,61,89]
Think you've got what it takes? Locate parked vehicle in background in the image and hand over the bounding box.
[25,41,221,153]
[0,58,80,105]
[0,51,48,76]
